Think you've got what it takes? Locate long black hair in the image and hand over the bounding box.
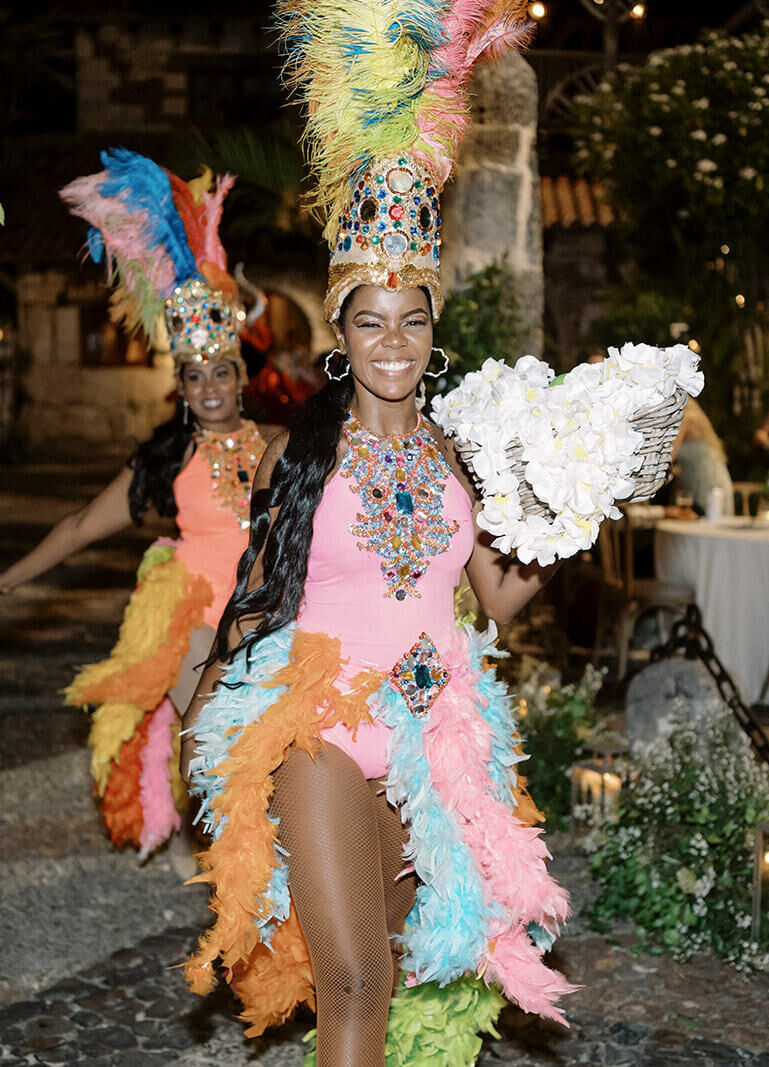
[127,399,196,523]
[215,374,355,660]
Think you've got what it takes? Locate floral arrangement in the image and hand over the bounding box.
[571,26,769,263]
[516,659,605,829]
[590,704,769,970]
[432,342,704,565]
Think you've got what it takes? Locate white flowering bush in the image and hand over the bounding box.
[572,25,769,256]
[590,704,769,969]
[432,342,703,565]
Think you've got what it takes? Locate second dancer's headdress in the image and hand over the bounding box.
[60,149,247,383]
[277,0,532,322]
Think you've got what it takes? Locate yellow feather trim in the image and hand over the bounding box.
[88,701,146,796]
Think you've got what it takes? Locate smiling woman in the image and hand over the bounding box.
[0,150,271,868]
[176,2,576,1059]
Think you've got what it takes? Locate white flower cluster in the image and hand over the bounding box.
[432,342,704,565]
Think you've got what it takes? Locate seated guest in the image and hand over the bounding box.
[669,398,734,516]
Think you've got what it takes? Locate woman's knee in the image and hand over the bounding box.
[318,949,394,1018]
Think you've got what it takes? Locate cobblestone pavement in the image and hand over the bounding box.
[2,457,768,1065]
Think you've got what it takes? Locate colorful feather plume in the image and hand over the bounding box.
[60,150,235,336]
[276,0,531,234]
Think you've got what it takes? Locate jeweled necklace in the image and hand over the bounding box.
[195,421,265,528]
[341,411,458,599]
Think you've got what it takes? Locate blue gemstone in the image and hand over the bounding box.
[362,224,370,233]
[395,491,414,514]
[377,222,386,232]
[414,663,433,689]
[433,246,439,260]
[343,236,352,251]
[378,190,386,199]
[410,227,417,235]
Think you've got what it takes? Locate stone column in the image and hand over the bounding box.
[440,52,543,357]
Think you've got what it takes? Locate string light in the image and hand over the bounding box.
[528,1,547,17]
[630,2,646,17]
[735,294,746,308]
[720,244,730,255]
[687,339,701,354]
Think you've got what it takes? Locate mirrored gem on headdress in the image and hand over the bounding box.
[419,205,432,231]
[382,232,408,256]
[190,327,209,348]
[360,198,378,222]
[387,167,414,194]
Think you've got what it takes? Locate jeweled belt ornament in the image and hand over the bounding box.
[390,632,451,719]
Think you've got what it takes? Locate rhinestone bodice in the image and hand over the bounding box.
[297,417,474,676]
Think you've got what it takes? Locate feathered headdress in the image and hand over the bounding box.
[276,0,532,321]
[60,149,247,381]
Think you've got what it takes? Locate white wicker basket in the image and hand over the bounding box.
[457,386,687,521]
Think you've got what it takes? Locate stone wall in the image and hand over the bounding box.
[441,52,543,357]
[17,271,175,454]
[75,20,275,133]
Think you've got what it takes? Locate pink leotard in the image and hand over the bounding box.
[297,455,475,777]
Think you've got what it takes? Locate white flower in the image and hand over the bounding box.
[666,158,678,168]
[690,129,708,141]
[433,344,704,564]
[692,97,710,109]
[711,133,727,145]
[740,166,758,180]
[696,158,718,172]
[648,126,662,137]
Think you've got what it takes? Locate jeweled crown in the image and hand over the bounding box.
[324,153,443,323]
[164,278,247,381]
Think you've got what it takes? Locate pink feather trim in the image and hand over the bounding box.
[138,697,182,859]
[422,636,576,1021]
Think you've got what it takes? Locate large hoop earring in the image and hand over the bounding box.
[425,346,449,378]
[324,348,350,381]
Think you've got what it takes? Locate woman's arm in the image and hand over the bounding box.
[438,430,560,625]
[179,431,288,783]
[0,466,135,594]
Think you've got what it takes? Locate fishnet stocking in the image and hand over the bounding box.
[367,776,416,994]
[271,744,415,1067]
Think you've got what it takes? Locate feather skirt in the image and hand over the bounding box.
[184,621,575,1050]
[65,543,212,854]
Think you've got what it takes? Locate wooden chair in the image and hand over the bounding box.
[733,481,765,517]
[592,510,695,680]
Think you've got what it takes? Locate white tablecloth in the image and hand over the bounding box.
[654,518,769,703]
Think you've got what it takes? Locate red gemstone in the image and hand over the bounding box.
[389,204,405,220]
[387,271,399,289]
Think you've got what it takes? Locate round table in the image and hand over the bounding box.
[654,518,769,703]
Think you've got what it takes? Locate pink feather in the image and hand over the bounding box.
[138,697,182,859]
[416,0,532,183]
[422,634,575,1019]
[202,174,236,270]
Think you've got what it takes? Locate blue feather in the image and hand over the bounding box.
[98,148,199,287]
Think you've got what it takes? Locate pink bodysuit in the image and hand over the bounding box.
[297,455,475,777]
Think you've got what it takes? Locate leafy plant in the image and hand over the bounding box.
[589,704,769,969]
[516,661,604,829]
[434,260,523,390]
